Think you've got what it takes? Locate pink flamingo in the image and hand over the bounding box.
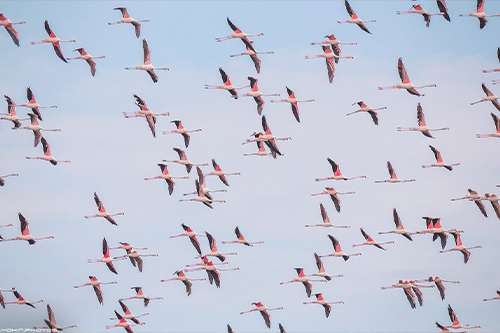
[30,20,75,63]
[1,95,29,129]
[205,68,248,99]
[34,304,77,331]
[375,161,416,183]
[170,223,206,255]
[183,167,226,199]
[18,87,57,121]
[271,87,314,123]
[319,235,361,261]
[199,231,237,262]
[311,33,357,47]
[311,187,355,213]
[352,228,394,250]
[381,280,434,308]
[303,293,344,318]
[483,290,500,301]
[0,212,53,245]
[239,301,284,329]
[338,0,376,33]
[415,217,459,249]
[144,163,188,195]
[451,188,487,217]
[315,158,366,182]
[241,77,280,115]
[242,115,291,157]
[114,249,158,273]
[305,203,350,228]
[0,13,25,46]
[205,159,240,186]
[221,226,264,246]
[108,7,149,38]
[87,237,126,274]
[162,120,202,148]
[231,39,273,74]
[160,270,206,297]
[216,17,263,42]
[422,145,460,171]
[280,267,326,298]
[482,47,500,74]
[0,288,15,309]
[459,0,500,29]
[185,256,239,288]
[483,193,500,219]
[105,310,145,332]
[440,231,482,264]
[378,57,436,96]
[477,113,500,138]
[305,45,351,83]
[163,147,208,174]
[180,179,226,209]
[22,113,61,147]
[123,95,169,137]
[397,3,445,27]
[109,242,147,251]
[84,192,124,226]
[4,289,43,308]
[378,208,415,241]
[444,304,481,329]
[347,101,387,126]
[109,300,149,324]
[312,252,343,281]
[66,47,105,76]
[125,39,169,83]
[470,83,500,111]
[119,287,163,307]
[26,137,70,165]
[74,276,117,305]
[414,276,459,300]
[243,141,277,158]
[397,103,449,138]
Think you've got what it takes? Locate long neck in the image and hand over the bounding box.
[414,84,436,89]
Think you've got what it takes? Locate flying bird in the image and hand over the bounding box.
[352,227,394,250]
[311,33,357,47]
[477,112,500,138]
[34,304,77,332]
[305,45,353,83]
[242,77,280,115]
[87,238,126,274]
[397,103,449,138]
[4,289,43,309]
[239,301,284,329]
[108,7,149,37]
[440,231,482,264]
[396,3,445,27]
[119,287,163,307]
[0,13,25,46]
[185,256,239,288]
[346,101,386,125]
[109,300,149,324]
[0,288,15,309]
[162,120,202,148]
[375,161,416,183]
[216,17,263,43]
[169,223,206,255]
[160,270,206,297]
[84,192,124,225]
[482,193,500,219]
[422,145,460,171]
[22,113,61,147]
[378,208,415,241]
[482,47,500,74]
[65,48,105,76]
[280,267,326,298]
[312,252,343,281]
[415,217,461,249]
[378,58,436,96]
[18,87,58,121]
[144,163,188,195]
[26,137,70,165]
[470,83,500,111]
[232,39,274,74]
[338,0,376,34]
[414,276,459,300]
[483,290,500,301]
[123,94,169,137]
[459,0,500,29]
[303,293,344,318]
[315,158,366,182]
[444,304,481,329]
[319,235,361,261]
[451,188,488,217]
[311,187,355,213]
[205,159,241,186]
[305,203,351,228]
[1,95,28,129]
[270,87,315,123]
[200,231,237,262]
[163,147,208,174]
[0,212,54,245]
[221,226,264,246]
[242,115,291,157]
[105,310,145,332]
[30,20,75,63]
[179,179,225,208]
[204,68,249,99]
[381,280,434,308]
[125,39,169,83]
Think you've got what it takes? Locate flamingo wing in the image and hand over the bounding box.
[0,292,4,309]
[260,310,271,329]
[320,203,329,223]
[429,145,441,162]
[85,58,97,76]
[398,58,410,83]
[253,96,264,115]
[327,158,339,175]
[403,288,416,309]
[368,110,378,125]
[490,200,500,219]
[328,235,340,250]
[142,39,151,64]
[303,281,313,298]
[325,57,335,83]
[183,279,193,296]
[208,270,221,288]
[146,114,156,137]
[132,21,141,38]
[94,192,104,211]
[474,200,488,217]
[146,69,158,83]
[250,54,261,74]
[219,67,228,83]
[356,21,372,34]
[323,303,332,318]
[387,161,396,178]
[332,44,341,64]
[291,102,300,123]
[492,113,500,131]
[93,285,103,305]
[44,20,54,37]
[437,0,451,21]
[264,139,282,156]
[482,83,493,96]
[182,133,191,148]
[135,256,143,272]
[165,178,175,196]
[41,137,50,155]
[33,130,42,147]
[360,228,370,241]
[235,226,243,238]
[436,280,446,300]
[416,103,426,126]
[447,304,458,323]
[52,42,68,63]
[412,287,423,306]
[226,17,239,32]
[345,0,355,17]
[5,25,20,46]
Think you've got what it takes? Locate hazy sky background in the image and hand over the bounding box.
[1,1,499,332]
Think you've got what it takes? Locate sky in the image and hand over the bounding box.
[0,0,500,332]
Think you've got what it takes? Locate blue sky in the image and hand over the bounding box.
[1,0,499,332]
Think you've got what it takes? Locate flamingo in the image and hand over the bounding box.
[378,58,436,96]
[444,304,481,329]
[0,212,53,245]
[415,217,459,249]
[414,276,459,300]
[319,235,361,261]
[470,83,500,111]
[422,145,460,171]
[0,173,18,187]
[26,137,70,165]
[305,203,350,228]
[242,115,291,157]
[338,0,376,34]
[375,161,416,183]
[451,188,487,217]
[199,231,237,262]
[0,288,15,309]
[477,113,500,138]
[270,87,314,123]
[346,101,386,126]
[315,158,366,182]
[232,39,273,74]
[125,39,169,83]
[124,95,169,137]
[22,113,61,147]
[221,226,264,246]
[216,17,263,42]
[119,287,163,307]
[459,0,499,29]
[109,300,149,324]
[106,310,145,332]
[243,141,277,158]
[381,280,434,308]
[0,13,25,46]
[1,95,29,129]
[396,3,445,27]
[239,301,284,329]
[18,87,57,121]
[242,77,280,115]
[34,304,77,332]
[303,293,344,318]
[483,290,500,301]
[183,167,227,200]
[114,249,158,273]
[108,7,149,38]
[84,192,124,226]
[205,68,248,99]
[179,179,225,208]
[87,237,126,274]
[73,276,117,305]
[482,47,500,74]
[162,120,202,148]
[311,33,357,47]
[169,223,206,255]
[311,187,355,213]
[109,242,147,251]
[435,321,464,333]
[482,193,500,219]
[280,268,326,298]
[30,20,75,63]
[65,47,105,76]
[163,147,208,174]
[440,231,481,264]
[144,163,188,195]
[205,159,240,186]
[185,256,239,288]
[397,103,449,138]
[378,208,415,241]
[160,270,206,297]
[4,289,43,308]
[279,323,286,333]
[306,45,353,83]
[353,228,394,250]
[311,252,343,281]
